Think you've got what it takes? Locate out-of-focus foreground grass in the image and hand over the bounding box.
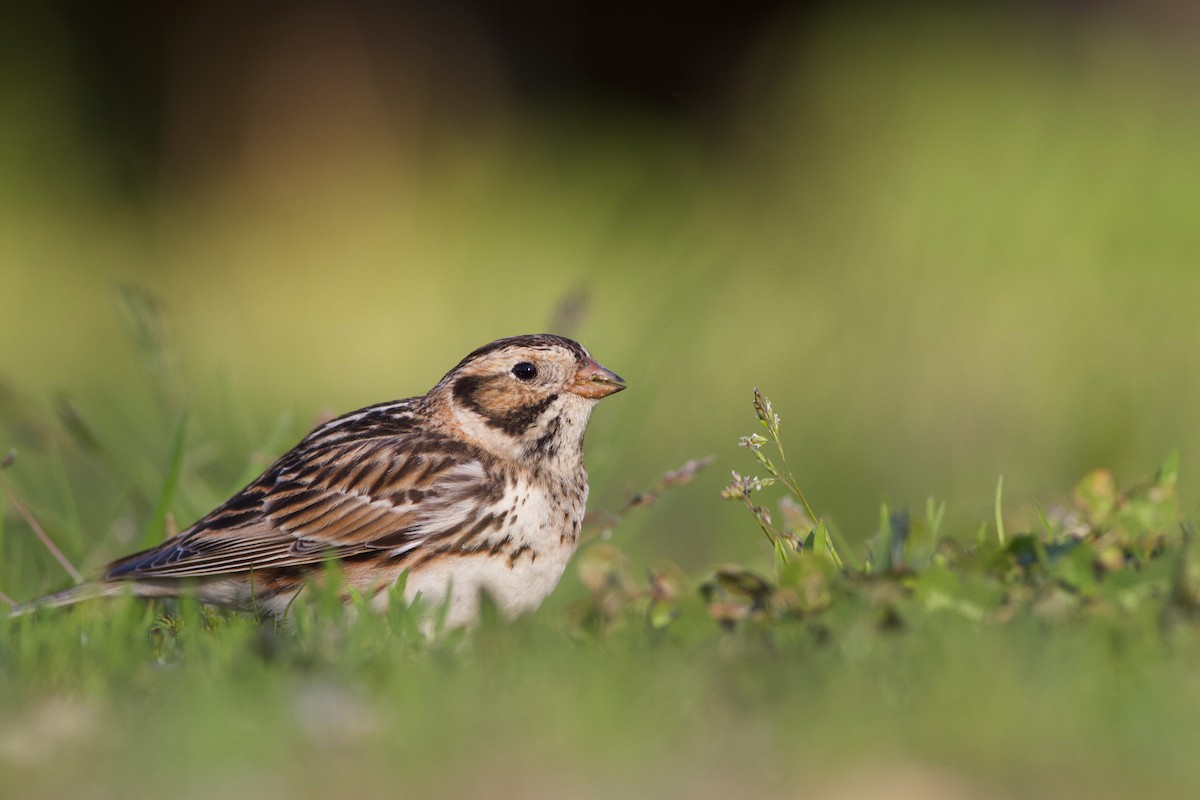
[2,5,1200,798]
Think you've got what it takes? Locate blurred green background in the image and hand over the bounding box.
[4,4,1200,799]
[2,0,1198,588]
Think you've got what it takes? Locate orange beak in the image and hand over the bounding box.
[569,358,626,399]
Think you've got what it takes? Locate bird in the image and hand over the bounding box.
[14,334,625,627]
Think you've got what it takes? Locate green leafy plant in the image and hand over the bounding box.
[722,389,847,569]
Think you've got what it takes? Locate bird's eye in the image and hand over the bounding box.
[511,362,538,381]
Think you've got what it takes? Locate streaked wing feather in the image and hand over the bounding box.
[105,435,496,581]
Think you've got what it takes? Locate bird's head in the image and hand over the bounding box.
[431,334,625,465]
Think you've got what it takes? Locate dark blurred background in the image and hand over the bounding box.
[14,0,1199,195]
[2,0,1199,588]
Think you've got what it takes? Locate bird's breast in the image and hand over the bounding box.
[378,468,588,626]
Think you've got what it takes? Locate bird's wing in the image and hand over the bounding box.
[104,435,502,580]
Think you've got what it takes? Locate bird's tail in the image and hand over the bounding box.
[9,582,127,618]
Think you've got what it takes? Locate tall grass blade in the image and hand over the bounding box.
[994,475,1006,546]
[142,409,189,547]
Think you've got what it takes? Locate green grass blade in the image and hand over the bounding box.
[813,519,829,557]
[0,481,6,557]
[812,519,844,568]
[0,486,7,600]
[870,502,893,573]
[142,409,189,547]
[926,497,946,539]
[1034,503,1054,537]
[994,474,1006,546]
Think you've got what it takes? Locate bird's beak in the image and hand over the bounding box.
[569,358,626,399]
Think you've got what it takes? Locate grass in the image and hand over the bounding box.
[3,381,1200,798]
[3,5,1200,797]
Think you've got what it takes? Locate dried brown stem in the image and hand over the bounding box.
[1,476,84,584]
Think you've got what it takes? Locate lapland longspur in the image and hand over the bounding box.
[17,334,625,626]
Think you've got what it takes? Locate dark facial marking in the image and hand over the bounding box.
[490,393,558,437]
[452,375,485,413]
[454,371,560,437]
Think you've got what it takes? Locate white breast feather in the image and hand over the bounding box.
[372,480,587,626]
